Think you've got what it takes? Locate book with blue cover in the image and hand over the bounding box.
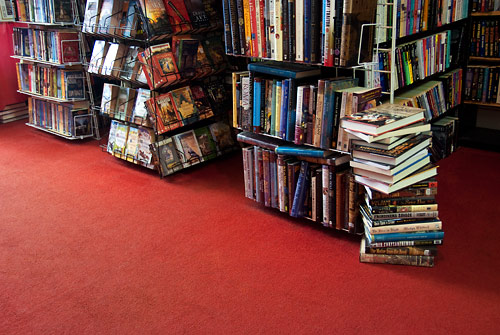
[248,61,321,79]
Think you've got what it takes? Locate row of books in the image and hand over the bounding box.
[471,0,500,12]
[16,63,86,100]
[470,19,500,58]
[232,63,383,152]
[430,116,459,161]
[14,0,74,23]
[82,0,221,39]
[376,0,468,42]
[0,101,29,124]
[222,0,377,67]
[107,119,155,168]
[146,85,215,134]
[88,35,225,87]
[237,131,364,232]
[13,27,80,65]
[464,66,500,104]
[359,180,443,267]
[153,121,236,176]
[394,69,463,121]
[377,30,455,92]
[27,98,92,137]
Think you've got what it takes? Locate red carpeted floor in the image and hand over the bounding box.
[1,120,499,334]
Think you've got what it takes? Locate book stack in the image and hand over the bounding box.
[340,104,437,195]
[359,179,443,268]
[0,101,29,124]
[339,103,445,266]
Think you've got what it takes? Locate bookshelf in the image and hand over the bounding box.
[81,0,238,175]
[461,5,500,150]
[10,0,99,140]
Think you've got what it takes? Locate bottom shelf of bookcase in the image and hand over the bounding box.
[26,123,94,140]
[459,127,500,152]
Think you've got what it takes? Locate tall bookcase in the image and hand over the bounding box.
[80,0,237,175]
[461,5,500,151]
[11,0,99,140]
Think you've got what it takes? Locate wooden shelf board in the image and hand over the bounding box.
[464,101,500,108]
[471,11,500,17]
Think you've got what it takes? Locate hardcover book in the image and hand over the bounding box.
[340,104,425,136]
[194,126,218,160]
[169,86,198,123]
[175,130,204,166]
[156,137,183,175]
[137,0,173,37]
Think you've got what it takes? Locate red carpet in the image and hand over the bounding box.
[1,120,499,334]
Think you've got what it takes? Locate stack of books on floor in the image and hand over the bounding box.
[339,103,444,267]
[0,101,29,124]
[359,181,443,268]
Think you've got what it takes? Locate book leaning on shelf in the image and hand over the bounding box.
[359,179,443,268]
[0,0,15,21]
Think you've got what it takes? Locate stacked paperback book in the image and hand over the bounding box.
[340,103,443,267]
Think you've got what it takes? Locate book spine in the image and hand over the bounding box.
[269,0,276,59]
[259,0,267,57]
[310,0,320,63]
[294,86,305,144]
[360,251,435,267]
[367,239,443,248]
[286,80,297,142]
[366,221,442,235]
[242,147,255,199]
[322,164,330,226]
[241,75,253,131]
[279,79,290,139]
[303,0,311,63]
[369,196,436,207]
[295,0,304,61]
[243,0,253,56]
[277,155,288,212]
[228,0,241,55]
[306,86,316,145]
[287,161,300,214]
[282,0,289,60]
[335,170,346,230]
[368,230,444,242]
[275,0,283,60]
[313,80,325,147]
[275,147,327,157]
[253,77,262,133]
[347,173,358,233]
[270,151,279,208]
[249,0,259,57]
[370,204,438,214]
[366,245,438,256]
[291,161,310,217]
[236,0,247,55]
[288,0,296,61]
[262,149,271,207]
[370,210,439,220]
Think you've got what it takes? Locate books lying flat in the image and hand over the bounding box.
[360,238,435,267]
[352,135,431,166]
[340,104,426,136]
[248,62,321,79]
[351,149,429,176]
[355,163,438,194]
[352,152,431,184]
[364,220,442,235]
[345,122,431,143]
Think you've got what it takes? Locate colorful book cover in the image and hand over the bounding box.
[125,126,140,161]
[157,137,183,174]
[138,0,173,37]
[175,130,204,166]
[169,86,198,124]
[164,0,193,33]
[137,127,154,166]
[194,126,218,160]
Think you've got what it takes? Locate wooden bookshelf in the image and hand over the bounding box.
[471,11,500,17]
[468,57,500,62]
[464,101,500,108]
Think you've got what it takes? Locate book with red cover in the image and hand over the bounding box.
[145,92,184,134]
[138,43,180,89]
[57,32,80,64]
[163,0,193,33]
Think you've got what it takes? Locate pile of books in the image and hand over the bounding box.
[339,103,444,267]
[359,180,443,268]
[0,101,28,124]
